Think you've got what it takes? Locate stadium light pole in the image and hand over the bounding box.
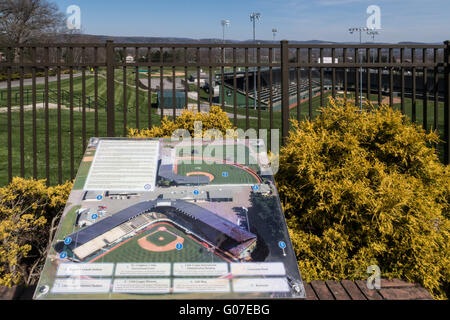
[349,27,374,111]
[250,12,261,110]
[272,28,278,63]
[367,29,379,63]
[221,19,230,63]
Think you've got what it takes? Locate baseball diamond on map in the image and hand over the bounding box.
[34,137,304,300]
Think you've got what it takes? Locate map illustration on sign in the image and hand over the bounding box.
[34,137,304,299]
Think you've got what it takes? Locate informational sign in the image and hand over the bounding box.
[34,138,305,299]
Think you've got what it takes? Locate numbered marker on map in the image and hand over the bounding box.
[176,242,183,250]
[278,241,287,256]
[64,237,72,245]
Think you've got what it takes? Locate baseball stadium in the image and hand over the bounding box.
[56,200,257,263]
[157,143,263,185]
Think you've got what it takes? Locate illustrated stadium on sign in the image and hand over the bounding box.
[34,138,304,300]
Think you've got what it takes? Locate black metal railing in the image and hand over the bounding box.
[0,40,449,186]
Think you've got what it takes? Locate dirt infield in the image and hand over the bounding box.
[138,225,184,252]
[186,171,214,182]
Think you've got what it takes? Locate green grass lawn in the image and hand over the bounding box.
[0,71,447,186]
[146,230,177,246]
[0,107,164,186]
[175,143,260,184]
[0,71,158,112]
[93,223,225,263]
[177,162,259,185]
[55,205,81,242]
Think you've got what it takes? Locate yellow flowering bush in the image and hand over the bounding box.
[128,105,234,138]
[0,178,72,287]
[277,98,450,299]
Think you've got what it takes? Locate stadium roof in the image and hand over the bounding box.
[169,200,255,243]
[64,199,256,252]
[66,200,158,250]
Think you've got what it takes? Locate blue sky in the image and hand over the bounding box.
[57,0,450,43]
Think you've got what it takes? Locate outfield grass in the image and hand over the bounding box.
[177,162,259,185]
[176,144,257,165]
[146,229,177,246]
[93,223,225,263]
[175,143,260,184]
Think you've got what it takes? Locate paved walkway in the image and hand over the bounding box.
[0,102,93,113]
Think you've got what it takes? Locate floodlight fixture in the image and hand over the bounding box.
[250,12,261,110]
[272,28,278,41]
[221,19,230,63]
[348,27,376,111]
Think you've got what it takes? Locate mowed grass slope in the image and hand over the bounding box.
[0,71,447,186]
[0,72,165,186]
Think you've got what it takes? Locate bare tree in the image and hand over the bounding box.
[0,0,65,45]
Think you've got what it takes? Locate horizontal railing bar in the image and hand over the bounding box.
[1,43,107,48]
[1,63,107,67]
[2,43,444,49]
[288,62,442,68]
[287,43,445,49]
[111,62,281,67]
[1,62,443,68]
[110,43,280,48]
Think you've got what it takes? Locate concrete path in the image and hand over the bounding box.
[0,73,82,89]
[0,102,94,113]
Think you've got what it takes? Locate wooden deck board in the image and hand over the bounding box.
[304,279,432,300]
[310,280,335,300]
[340,279,367,300]
[325,281,351,300]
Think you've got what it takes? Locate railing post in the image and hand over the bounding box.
[106,40,115,137]
[281,40,290,144]
[444,40,450,164]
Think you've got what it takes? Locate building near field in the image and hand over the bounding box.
[83,191,104,201]
[161,189,208,202]
[126,55,135,63]
[157,90,186,109]
[208,189,233,202]
[58,200,256,261]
